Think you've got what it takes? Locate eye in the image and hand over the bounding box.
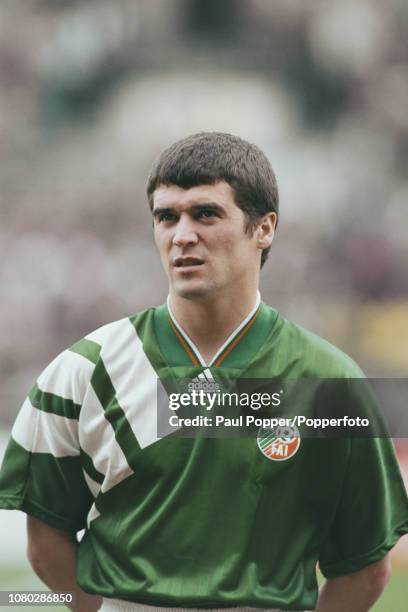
[196,208,218,220]
[157,212,177,223]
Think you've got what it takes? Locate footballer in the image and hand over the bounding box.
[0,132,407,612]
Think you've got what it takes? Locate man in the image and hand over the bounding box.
[0,132,407,612]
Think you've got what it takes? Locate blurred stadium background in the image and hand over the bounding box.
[0,0,407,610]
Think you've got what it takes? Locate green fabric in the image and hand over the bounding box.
[29,383,80,420]
[319,436,408,578]
[0,439,92,532]
[152,302,277,371]
[80,448,104,485]
[90,358,141,469]
[69,338,101,364]
[0,304,407,611]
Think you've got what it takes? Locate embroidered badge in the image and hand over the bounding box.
[257,425,301,461]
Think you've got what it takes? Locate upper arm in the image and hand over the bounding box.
[26,514,76,571]
[341,555,392,587]
[27,515,75,543]
[316,555,392,612]
[27,515,75,550]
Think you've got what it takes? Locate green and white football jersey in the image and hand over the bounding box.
[0,300,407,611]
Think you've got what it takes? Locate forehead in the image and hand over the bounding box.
[152,181,237,211]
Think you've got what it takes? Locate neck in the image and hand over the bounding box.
[168,288,260,365]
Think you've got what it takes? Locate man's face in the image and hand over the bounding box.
[152,181,263,301]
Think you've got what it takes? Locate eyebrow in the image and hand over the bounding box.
[152,202,226,217]
[152,207,173,218]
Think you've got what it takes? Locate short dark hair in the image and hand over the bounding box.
[146,131,279,267]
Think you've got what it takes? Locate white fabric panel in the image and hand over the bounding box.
[100,318,163,449]
[12,398,79,457]
[79,384,133,493]
[86,502,101,528]
[83,471,101,498]
[36,349,94,405]
[86,319,125,346]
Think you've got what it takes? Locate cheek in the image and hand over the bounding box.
[220,232,250,253]
[211,237,248,271]
[223,235,257,265]
[154,231,170,255]
[211,228,239,248]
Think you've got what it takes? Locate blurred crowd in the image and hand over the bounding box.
[1,0,408,421]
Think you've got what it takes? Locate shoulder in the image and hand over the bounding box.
[37,307,157,398]
[272,311,364,378]
[72,306,156,354]
[83,306,156,355]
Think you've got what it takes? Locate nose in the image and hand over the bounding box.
[172,217,199,248]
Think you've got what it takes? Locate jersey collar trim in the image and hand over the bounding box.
[166,292,261,367]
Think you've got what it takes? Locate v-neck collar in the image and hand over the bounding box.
[151,294,279,378]
[167,292,261,367]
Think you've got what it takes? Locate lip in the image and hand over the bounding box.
[172,256,205,270]
[174,265,204,274]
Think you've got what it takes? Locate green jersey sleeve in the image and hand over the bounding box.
[319,433,408,578]
[0,347,96,533]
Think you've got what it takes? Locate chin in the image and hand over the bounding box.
[172,280,216,300]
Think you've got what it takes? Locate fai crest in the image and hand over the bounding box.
[257,424,301,461]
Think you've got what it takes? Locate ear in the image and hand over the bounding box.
[256,212,277,250]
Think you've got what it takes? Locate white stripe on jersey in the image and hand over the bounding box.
[36,350,94,404]
[12,398,79,457]
[87,502,101,528]
[99,318,163,450]
[83,471,101,498]
[79,384,133,494]
[86,319,127,346]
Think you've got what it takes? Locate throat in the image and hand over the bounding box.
[167,292,261,367]
[195,343,225,367]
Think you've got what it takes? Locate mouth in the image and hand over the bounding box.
[172,256,205,271]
